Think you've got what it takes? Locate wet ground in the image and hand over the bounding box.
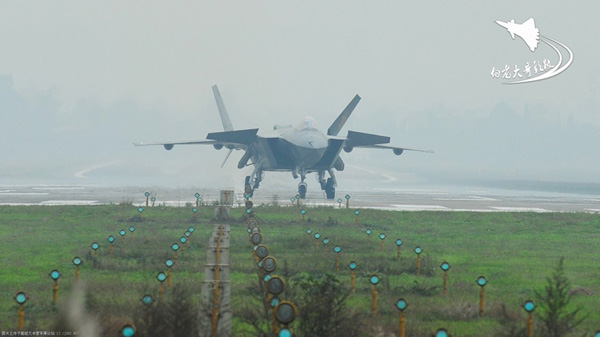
[1,184,599,212]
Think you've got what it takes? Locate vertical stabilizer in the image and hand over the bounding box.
[327,94,361,136]
[212,85,234,131]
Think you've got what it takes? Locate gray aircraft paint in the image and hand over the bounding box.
[135,85,430,199]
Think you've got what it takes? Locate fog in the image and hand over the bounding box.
[1,1,599,192]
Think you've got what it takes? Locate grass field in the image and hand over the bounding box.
[0,204,599,336]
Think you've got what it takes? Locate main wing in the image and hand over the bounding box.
[342,130,433,155]
[134,128,259,151]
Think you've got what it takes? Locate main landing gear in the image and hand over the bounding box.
[293,170,337,200]
[244,169,263,197]
[318,170,336,200]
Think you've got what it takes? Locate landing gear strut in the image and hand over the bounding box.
[318,170,337,200]
[297,170,308,199]
[244,169,263,197]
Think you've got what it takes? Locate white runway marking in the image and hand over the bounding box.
[391,204,449,211]
[489,206,550,212]
[39,200,99,205]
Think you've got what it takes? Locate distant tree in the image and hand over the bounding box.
[534,257,587,337]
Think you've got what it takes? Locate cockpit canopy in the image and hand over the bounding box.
[295,117,320,131]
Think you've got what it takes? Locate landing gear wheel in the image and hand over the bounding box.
[298,183,307,199]
[325,178,335,199]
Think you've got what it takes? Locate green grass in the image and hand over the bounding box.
[0,204,599,336]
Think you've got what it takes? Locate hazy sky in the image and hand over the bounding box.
[1,1,599,190]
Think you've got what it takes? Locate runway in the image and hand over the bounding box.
[1,184,599,213]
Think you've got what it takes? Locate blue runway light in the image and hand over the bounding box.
[396,298,407,311]
[370,275,380,285]
[15,292,27,305]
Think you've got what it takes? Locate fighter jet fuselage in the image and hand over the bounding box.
[135,86,431,199]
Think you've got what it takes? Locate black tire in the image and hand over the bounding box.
[298,183,307,199]
[326,178,334,188]
[326,187,335,199]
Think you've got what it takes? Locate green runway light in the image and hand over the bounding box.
[185,231,191,237]
[323,238,329,245]
[594,331,600,337]
[301,209,306,215]
[108,236,115,243]
[119,229,126,237]
[396,298,408,311]
[121,324,135,337]
[138,207,143,213]
[72,257,82,266]
[180,237,187,244]
[314,233,321,239]
[290,197,295,203]
[165,259,174,268]
[129,226,135,233]
[151,197,156,202]
[337,198,342,203]
[436,329,449,337]
[141,294,154,306]
[366,229,372,235]
[263,274,272,282]
[306,229,312,234]
[395,239,403,246]
[49,270,61,281]
[476,276,488,287]
[156,272,167,283]
[379,233,386,240]
[345,194,351,200]
[246,208,252,214]
[15,292,27,305]
[295,194,300,200]
[414,246,422,255]
[354,209,360,216]
[440,262,450,271]
[244,193,251,200]
[279,328,292,337]
[144,192,150,197]
[370,275,380,285]
[523,300,536,313]
[91,242,99,250]
[171,243,180,251]
[195,193,200,198]
[270,297,280,308]
[189,227,195,233]
[348,261,357,270]
[334,246,342,253]
[192,207,198,213]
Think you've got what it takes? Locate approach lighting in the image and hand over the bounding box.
[523,300,536,313]
[14,292,27,305]
[395,298,408,311]
[370,275,380,285]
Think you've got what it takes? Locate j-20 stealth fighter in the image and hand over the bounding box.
[135,85,431,199]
